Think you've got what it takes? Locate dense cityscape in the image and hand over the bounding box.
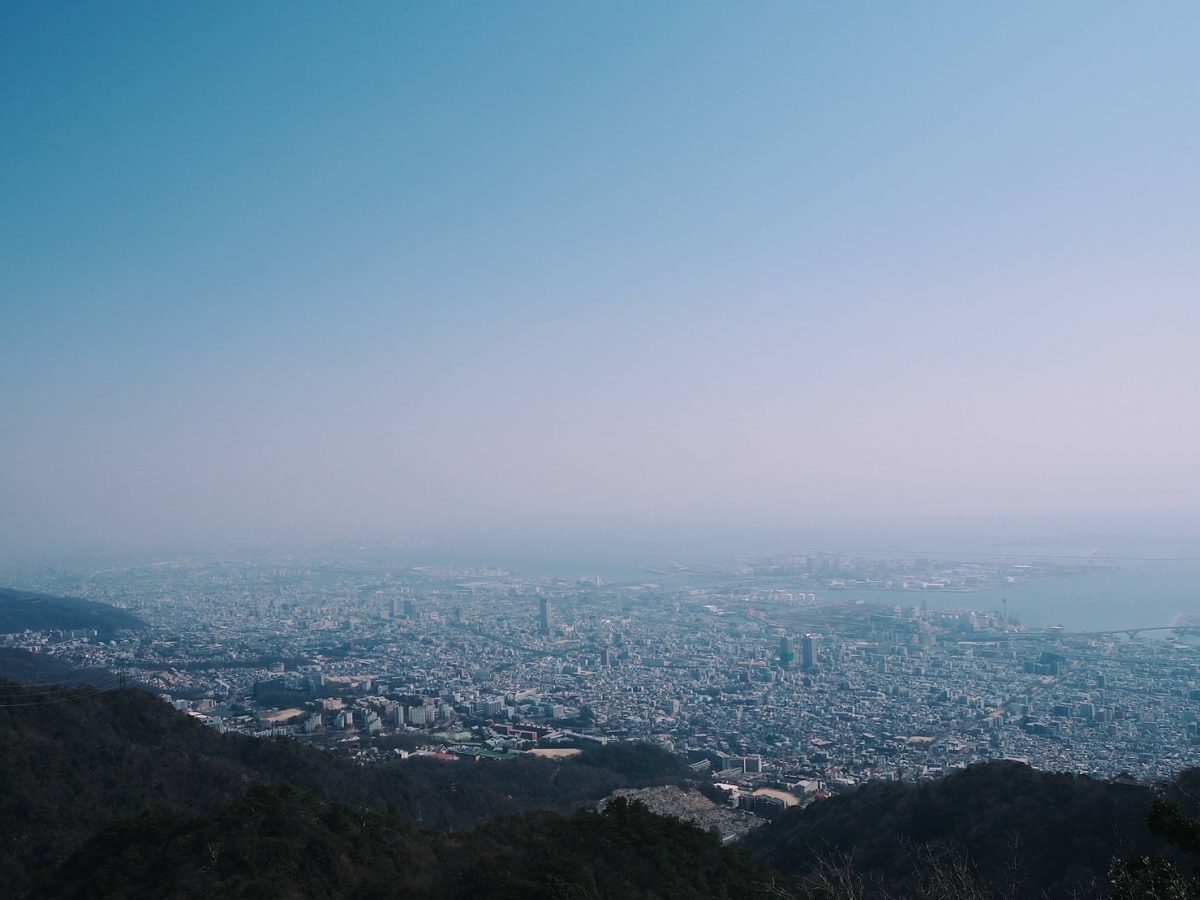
[5,546,1198,821]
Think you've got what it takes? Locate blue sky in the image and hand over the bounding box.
[2,2,1197,554]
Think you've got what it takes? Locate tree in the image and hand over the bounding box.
[1111,798,1200,900]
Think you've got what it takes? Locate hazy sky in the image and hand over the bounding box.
[2,2,1198,555]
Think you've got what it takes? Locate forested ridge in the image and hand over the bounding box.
[30,788,785,900]
[0,679,687,896]
[0,587,144,635]
[4,678,1200,899]
[741,760,1200,898]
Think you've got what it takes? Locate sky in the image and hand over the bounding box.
[1,2,1198,558]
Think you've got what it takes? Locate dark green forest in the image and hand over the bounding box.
[0,647,114,686]
[0,680,688,897]
[0,587,144,635]
[742,761,1200,898]
[31,789,785,900]
[3,679,1199,899]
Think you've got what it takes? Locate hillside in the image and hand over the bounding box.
[5,678,1200,898]
[0,680,687,897]
[0,647,115,687]
[32,788,785,900]
[741,761,1193,898]
[0,587,144,635]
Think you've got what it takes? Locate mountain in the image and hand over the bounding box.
[0,680,689,897]
[740,761,1196,898]
[0,647,115,687]
[32,788,784,900]
[4,676,1199,899]
[0,587,144,635]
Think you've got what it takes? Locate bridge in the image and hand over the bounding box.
[996,622,1199,641]
[1057,625,1191,639]
[1064,613,1200,640]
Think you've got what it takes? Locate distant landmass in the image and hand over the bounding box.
[0,587,144,635]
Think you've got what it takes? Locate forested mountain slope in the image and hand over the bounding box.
[0,587,144,634]
[0,681,685,896]
[5,678,1199,899]
[741,761,1199,898]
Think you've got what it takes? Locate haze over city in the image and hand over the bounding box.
[9,8,1200,900]
[3,2,1197,560]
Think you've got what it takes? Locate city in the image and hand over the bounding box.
[5,2,1199,896]
[5,547,1197,819]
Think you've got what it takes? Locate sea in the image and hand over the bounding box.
[417,517,1200,635]
[197,515,1200,635]
[841,559,1200,634]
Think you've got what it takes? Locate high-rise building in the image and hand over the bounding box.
[538,596,552,635]
[802,633,818,670]
[778,635,795,669]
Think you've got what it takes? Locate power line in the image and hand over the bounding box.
[0,673,121,693]
[0,671,126,703]
[0,674,124,695]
